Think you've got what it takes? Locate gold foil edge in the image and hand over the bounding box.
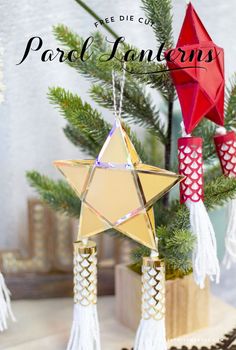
[74,240,97,255]
[143,257,165,268]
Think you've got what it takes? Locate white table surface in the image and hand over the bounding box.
[0,295,236,350]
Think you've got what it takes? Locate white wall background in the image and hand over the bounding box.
[0,0,236,261]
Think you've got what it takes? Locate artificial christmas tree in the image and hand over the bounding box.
[27,0,236,287]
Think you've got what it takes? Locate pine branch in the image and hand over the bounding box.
[74,0,119,39]
[204,175,236,210]
[225,74,236,129]
[54,26,168,136]
[90,83,166,144]
[131,226,194,278]
[121,123,149,162]
[72,0,175,100]
[169,205,190,232]
[158,226,194,273]
[48,86,110,151]
[54,24,172,104]
[193,119,217,163]
[63,124,99,157]
[139,0,176,202]
[165,176,236,233]
[48,86,149,162]
[54,27,110,81]
[141,0,174,50]
[135,62,176,102]
[139,0,175,99]
[143,131,164,167]
[204,165,222,184]
[26,171,81,218]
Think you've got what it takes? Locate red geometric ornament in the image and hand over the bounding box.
[165,3,225,134]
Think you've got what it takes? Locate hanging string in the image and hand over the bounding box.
[112,62,127,120]
[118,62,126,117]
[112,69,118,119]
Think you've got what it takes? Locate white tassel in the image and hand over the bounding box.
[66,241,101,350]
[134,318,167,350]
[186,199,220,288]
[223,198,236,269]
[214,127,236,270]
[179,122,220,288]
[0,273,16,332]
[134,257,166,350]
[66,304,100,350]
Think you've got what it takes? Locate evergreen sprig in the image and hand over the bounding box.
[71,0,174,99]
[225,75,236,129]
[26,171,81,218]
[141,0,174,50]
[205,176,236,211]
[131,226,194,278]
[48,86,149,161]
[53,25,170,129]
[48,86,110,154]
[54,24,173,99]
[90,83,166,144]
[194,120,217,163]
[63,124,98,157]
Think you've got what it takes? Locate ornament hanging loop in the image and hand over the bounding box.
[112,62,126,122]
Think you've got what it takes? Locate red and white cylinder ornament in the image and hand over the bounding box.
[178,137,203,204]
[178,136,220,288]
[214,130,236,269]
[214,131,236,177]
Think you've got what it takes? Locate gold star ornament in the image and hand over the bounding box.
[54,120,184,250]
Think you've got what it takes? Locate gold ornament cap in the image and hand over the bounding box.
[74,240,97,255]
[143,257,165,269]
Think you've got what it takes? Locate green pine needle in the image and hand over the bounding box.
[26,171,81,218]
[141,0,174,50]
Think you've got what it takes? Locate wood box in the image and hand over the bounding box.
[115,264,209,339]
[0,199,116,299]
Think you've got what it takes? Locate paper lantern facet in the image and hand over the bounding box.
[85,167,142,224]
[56,160,94,198]
[54,121,183,250]
[79,203,110,238]
[165,3,225,134]
[177,3,212,46]
[97,122,140,166]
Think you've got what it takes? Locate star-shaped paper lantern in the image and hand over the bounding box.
[165,3,225,134]
[54,120,183,250]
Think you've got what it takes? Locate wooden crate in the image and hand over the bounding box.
[115,264,209,339]
[0,199,116,299]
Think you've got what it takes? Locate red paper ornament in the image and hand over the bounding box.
[165,3,225,134]
[178,137,203,203]
[214,130,236,270]
[214,131,236,177]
